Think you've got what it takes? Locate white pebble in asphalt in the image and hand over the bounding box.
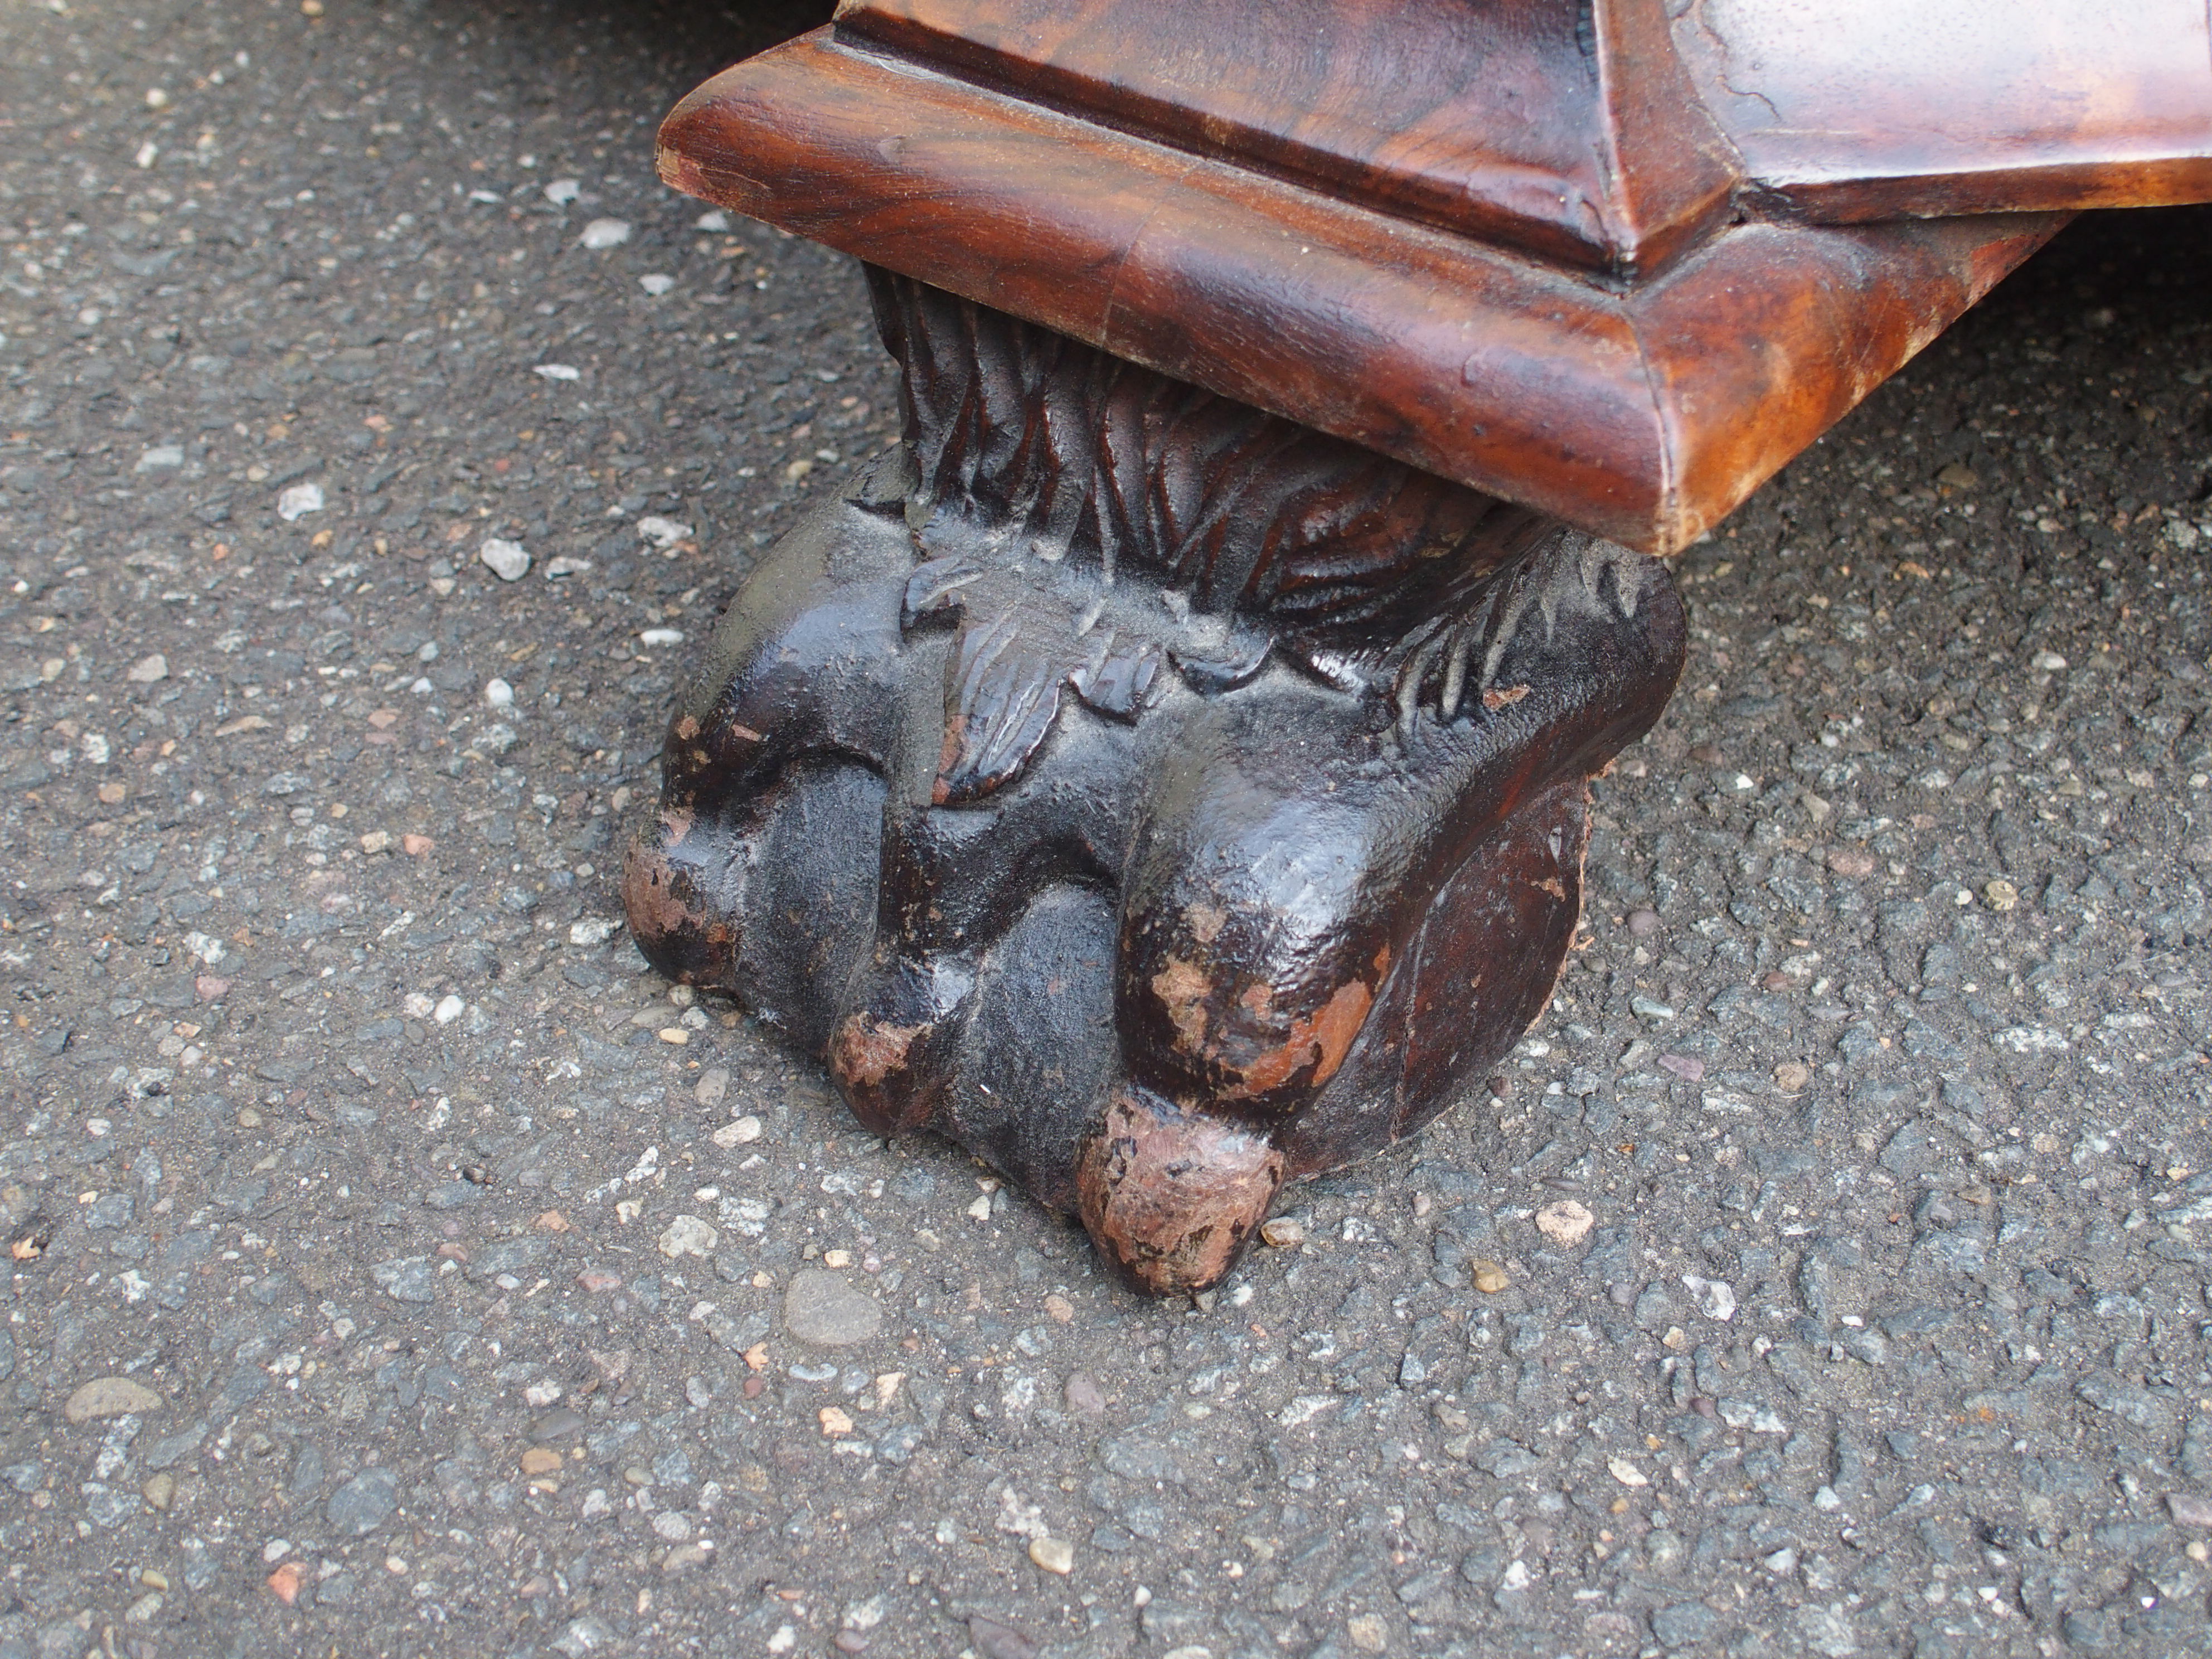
[480,539,531,581]
[276,482,323,521]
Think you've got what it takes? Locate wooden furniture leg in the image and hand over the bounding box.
[627,270,1682,1290]
[627,1,2212,1290]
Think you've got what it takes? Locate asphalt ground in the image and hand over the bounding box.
[3,4,2211,1657]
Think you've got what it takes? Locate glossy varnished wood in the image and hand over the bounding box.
[659,31,2061,555]
[839,0,1739,276]
[626,274,1687,1291]
[1673,0,2212,221]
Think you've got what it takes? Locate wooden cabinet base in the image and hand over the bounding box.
[624,271,1684,1292]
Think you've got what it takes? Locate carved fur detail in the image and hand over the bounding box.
[627,270,1687,1293]
[871,268,1560,802]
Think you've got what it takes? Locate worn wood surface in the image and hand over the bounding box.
[625,273,1686,1291]
[841,0,2212,238]
[840,0,1740,276]
[1675,0,2212,220]
[659,31,2061,555]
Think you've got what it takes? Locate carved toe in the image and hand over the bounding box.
[1076,1089,1284,1294]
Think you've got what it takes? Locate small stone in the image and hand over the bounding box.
[1607,1456,1650,1487]
[1773,1061,1811,1093]
[1827,848,1876,879]
[276,482,324,521]
[532,1408,586,1442]
[127,654,169,685]
[142,1473,174,1511]
[1982,879,2020,912]
[1935,463,1978,491]
[266,1561,305,1605]
[580,219,632,249]
[402,833,435,857]
[1625,908,1661,936]
[1470,1259,1510,1294]
[1259,1217,1305,1248]
[819,1406,855,1437]
[2170,1493,2212,1527]
[695,1068,730,1109]
[784,1268,883,1347]
[520,1448,564,1477]
[480,539,531,581]
[968,1617,1039,1659]
[1682,1273,1738,1321]
[483,677,515,710]
[1027,1536,1075,1575]
[657,1027,690,1046]
[554,1617,616,1657]
[1043,1294,1074,1323]
[636,516,693,548]
[372,1256,436,1303]
[1064,1372,1107,1415]
[326,1467,399,1535]
[658,1215,719,1259]
[1534,1199,1594,1246]
[570,917,620,948]
[2031,651,2068,673]
[1346,1613,1388,1653]
[639,274,676,297]
[433,995,465,1025]
[65,1376,163,1423]
[712,1115,763,1149]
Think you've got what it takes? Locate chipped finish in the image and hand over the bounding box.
[625,274,1686,1292]
[1075,1090,1286,1295]
[656,29,2070,554]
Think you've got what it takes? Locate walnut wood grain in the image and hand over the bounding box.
[838,0,1740,277]
[1673,0,2212,221]
[659,31,2061,555]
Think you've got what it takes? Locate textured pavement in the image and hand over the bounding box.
[3,4,2212,1657]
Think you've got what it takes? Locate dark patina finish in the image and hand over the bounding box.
[627,273,1685,1290]
[630,0,2211,1291]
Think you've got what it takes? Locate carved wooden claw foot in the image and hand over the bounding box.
[625,271,1686,1293]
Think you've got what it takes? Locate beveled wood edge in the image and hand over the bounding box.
[659,31,2065,553]
[833,0,1744,280]
[1750,158,2212,225]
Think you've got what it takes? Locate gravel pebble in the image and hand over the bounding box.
[783,1269,884,1347]
[64,1376,163,1423]
[480,539,532,581]
[326,1467,399,1535]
